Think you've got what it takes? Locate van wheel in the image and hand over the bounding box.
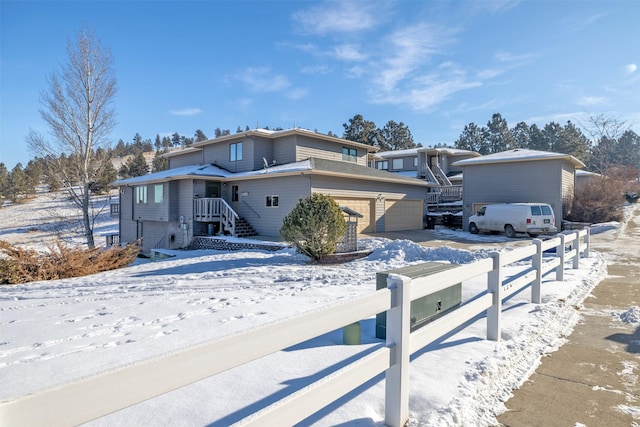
[469,223,479,234]
[528,233,539,238]
[505,225,516,238]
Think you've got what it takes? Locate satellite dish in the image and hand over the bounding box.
[263,157,269,169]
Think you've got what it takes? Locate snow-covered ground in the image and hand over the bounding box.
[0,191,633,426]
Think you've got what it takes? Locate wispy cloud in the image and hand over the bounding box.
[238,67,290,93]
[373,23,456,92]
[169,108,202,116]
[568,12,610,32]
[576,95,607,107]
[300,64,332,75]
[286,88,309,100]
[331,44,368,62]
[291,1,379,35]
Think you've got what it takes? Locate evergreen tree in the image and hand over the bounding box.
[8,163,32,202]
[527,124,549,151]
[510,122,530,149]
[171,132,181,147]
[152,150,169,172]
[454,123,488,154]
[0,163,8,206]
[154,134,162,151]
[558,121,590,163]
[484,113,515,153]
[616,130,640,169]
[542,122,563,153]
[194,129,208,142]
[380,120,415,150]
[280,193,347,261]
[342,114,382,148]
[127,152,149,177]
[114,139,127,157]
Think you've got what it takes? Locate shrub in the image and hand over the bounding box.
[567,172,632,224]
[280,193,347,261]
[0,240,139,284]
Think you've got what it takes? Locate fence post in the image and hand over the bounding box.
[556,234,565,282]
[385,274,411,427]
[584,227,590,258]
[573,230,581,269]
[487,252,503,341]
[532,240,542,304]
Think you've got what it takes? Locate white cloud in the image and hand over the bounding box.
[169,108,202,116]
[331,44,368,62]
[292,1,378,35]
[286,88,309,100]
[300,64,331,75]
[625,63,637,74]
[576,95,607,107]
[238,67,290,93]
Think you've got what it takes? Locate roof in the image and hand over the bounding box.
[113,164,231,186]
[112,157,431,187]
[451,149,585,168]
[375,147,481,159]
[188,127,379,152]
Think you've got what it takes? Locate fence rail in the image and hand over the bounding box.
[1,229,590,427]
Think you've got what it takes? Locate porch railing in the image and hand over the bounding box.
[193,198,239,236]
[426,185,463,205]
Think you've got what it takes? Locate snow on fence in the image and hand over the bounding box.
[1,230,590,427]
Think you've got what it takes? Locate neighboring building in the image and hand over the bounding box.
[452,149,585,231]
[373,147,480,205]
[575,170,602,188]
[113,128,430,251]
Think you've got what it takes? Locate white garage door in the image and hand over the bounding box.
[332,198,374,233]
[384,199,423,232]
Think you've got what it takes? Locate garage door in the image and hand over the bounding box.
[384,199,423,232]
[332,198,374,233]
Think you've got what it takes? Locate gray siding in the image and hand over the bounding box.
[561,162,575,211]
[388,155,418,173]
[169,151,203,168]
[202,137,253,172]
[295,135,367,166]
[119,187,138,245]
[251,136,275,170]
[131,183,170,221]
[273,135,297,165]
[461,159,569,230]
[227,175,312,237]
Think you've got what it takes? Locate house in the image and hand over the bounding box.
[113,128,431,251]
[575,169,602,188]
[372,146,480,206]
[452,149,585,232]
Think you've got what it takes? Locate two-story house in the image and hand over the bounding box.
[113,128,431,250]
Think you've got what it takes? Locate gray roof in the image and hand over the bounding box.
[452,149,585,168]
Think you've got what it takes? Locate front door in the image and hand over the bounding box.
[231,185,239,211]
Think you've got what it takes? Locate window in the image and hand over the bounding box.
[266,195,279,207]
[392,158,404,169]
[154,184,163,203]
[413,157,418,167]
[135,186,147,204]
[230,142,243,161]
[342,147,357,162]
[531,205,542,215]
[541,205,552,215]
[231,185,239,202]
[376,160,389,170]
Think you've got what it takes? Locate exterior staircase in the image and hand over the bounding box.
[233,217,258,237]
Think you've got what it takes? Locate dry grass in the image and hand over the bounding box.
[0,240,140,285]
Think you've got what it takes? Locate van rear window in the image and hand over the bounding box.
[531,206,542,215]
[541,205,552,215]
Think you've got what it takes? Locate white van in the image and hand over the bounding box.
[468,203,558,238]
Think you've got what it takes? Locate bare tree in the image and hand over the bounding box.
[27,26,117,248]
[579,114,632,173]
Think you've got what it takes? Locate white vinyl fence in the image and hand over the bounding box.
[1,230,590,427]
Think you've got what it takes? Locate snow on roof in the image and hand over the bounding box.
[452,149,585,168]
[376,148,419,158]
[376,147,480,159]
[113,164,231,186]
[576,170,601,177]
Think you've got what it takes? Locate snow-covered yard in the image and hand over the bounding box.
[0,191,627,426]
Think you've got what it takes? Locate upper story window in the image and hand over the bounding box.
[135,186,147,204]
[230,142,243,162]
[392,158,404,169]
[154,184,163,203]
[376,160,389,170]
[342,147,357,162]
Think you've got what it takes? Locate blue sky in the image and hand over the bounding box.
[1,0,639,169]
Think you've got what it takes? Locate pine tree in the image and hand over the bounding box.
[0,163,9,206]
[280,193,347,261]
[485,113,515,153]
[342,114,382,148]
[380,120,415,150]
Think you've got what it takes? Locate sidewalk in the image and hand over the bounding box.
[496,204,640,427]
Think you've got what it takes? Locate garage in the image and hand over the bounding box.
[332,198,374,233]
[384,199,424,232]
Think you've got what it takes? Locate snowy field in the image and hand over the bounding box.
[0,191,631,426]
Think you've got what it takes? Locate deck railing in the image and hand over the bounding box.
[193,198,239,236]
[1,230,590,427]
